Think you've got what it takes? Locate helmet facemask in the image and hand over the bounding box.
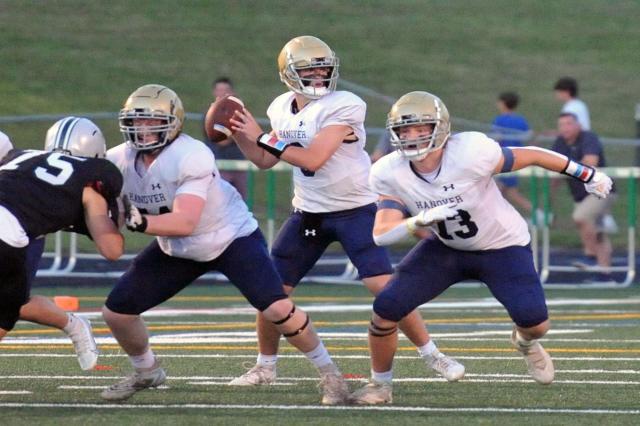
[283,58,339,99]
[388,117,450,161]
[387,92,451,161]
[119,109,179,151]
[119,84,185,152]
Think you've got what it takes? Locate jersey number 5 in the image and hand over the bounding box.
[436,209,478,240]
[0,151,83,185]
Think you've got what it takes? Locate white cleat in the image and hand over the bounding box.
[511,329,555,385]
[101,365,166,401]
[227,364,276,386]
[319,369,349,405]
[424,350,466,382]
[67,315,99,371]
[349,380,393,405]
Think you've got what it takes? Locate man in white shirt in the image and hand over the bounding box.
[554,77,591,130]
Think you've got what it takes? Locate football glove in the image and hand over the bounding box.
[584,171,613,199]
[122,194,148,233]
[407,204,459,232]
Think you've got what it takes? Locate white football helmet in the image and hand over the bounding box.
[278,36,339,99]
[119,84,185,151]
[45,117,106,158]
[387,91,451,161]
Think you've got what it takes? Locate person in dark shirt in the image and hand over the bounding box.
[204,77,249,199]
[0,117,124,368]
[551,113,615,279]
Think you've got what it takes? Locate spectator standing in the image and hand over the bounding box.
[554,77,591,131]
[205,77,249,200]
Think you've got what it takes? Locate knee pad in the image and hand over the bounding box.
[272,305,310,338]
[373,294,408,323]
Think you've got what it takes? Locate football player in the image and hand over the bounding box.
[0,130,12,159]
[0,118,124,371]
[101,84,349,404]
[229,35,463,386]
[349,91,614,404]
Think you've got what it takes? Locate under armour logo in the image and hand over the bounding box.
[443,184,454,191]
[304,229,316,237]
[151,183,162,190]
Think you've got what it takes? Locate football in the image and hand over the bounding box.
[204,95,245,142]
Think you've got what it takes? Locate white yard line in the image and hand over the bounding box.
[0,391,31,395]
[57,385,169,390]
[0,402,638,415]
[0,328,598,345]
[188,381,294,386]
[1,354,640,362]
[3,375,640,385]
[51,297,640,319]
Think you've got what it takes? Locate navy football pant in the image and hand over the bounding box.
[106,229,288,315]
[0,237,46,331]
[374,238,548,328]
[271,203,393,286]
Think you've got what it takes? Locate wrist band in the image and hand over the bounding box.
[561,159,595,183]
[257,133,289,158]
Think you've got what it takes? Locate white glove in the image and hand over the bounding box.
[584,171,613,199]
[407,204,459,232]
[122,195,148,232]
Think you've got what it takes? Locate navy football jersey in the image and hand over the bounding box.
[0,150,122,238]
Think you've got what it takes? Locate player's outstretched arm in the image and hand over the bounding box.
[230,108,280,169]
[82,187,124,261]
[495,146,613,199]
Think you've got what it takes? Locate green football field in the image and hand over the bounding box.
[1,283,639,425]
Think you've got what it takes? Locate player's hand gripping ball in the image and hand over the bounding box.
[204,95,245,142]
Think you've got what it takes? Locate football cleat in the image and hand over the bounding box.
[511,328,555,385]
[227,363,276,386]
[101,365,166,401]
[67,315,99,371]
[319,369,349,405]
[349,380,393,405]
[424,350,465,382]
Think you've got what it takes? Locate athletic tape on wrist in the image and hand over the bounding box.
[257,133,289,158]
[562,159,595,183]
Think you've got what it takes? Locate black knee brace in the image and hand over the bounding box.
[272,305,310,337]
[272,305,296,325]
[369,320,398,337]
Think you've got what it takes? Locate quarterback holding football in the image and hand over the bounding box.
[229,36,464,387]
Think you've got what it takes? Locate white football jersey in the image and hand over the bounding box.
[108,134,257,261]
[0,130,13,160]
[370,132,530,251]
[267,90,378,212]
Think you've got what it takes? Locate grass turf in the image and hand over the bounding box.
[2,0,639,250]
[1,283,639,425]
